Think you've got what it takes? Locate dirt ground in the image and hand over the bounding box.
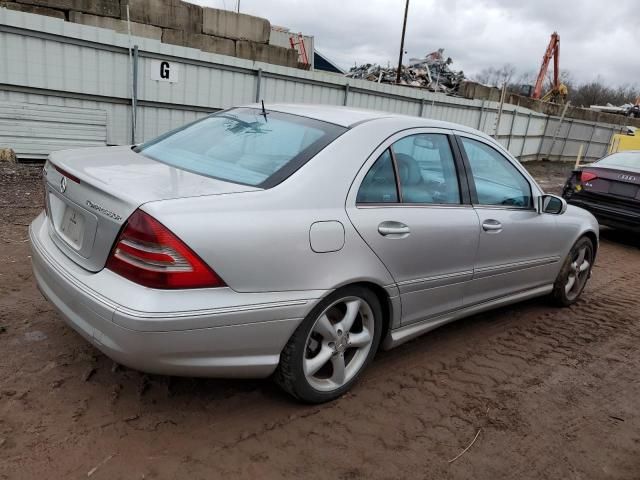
[1,161,639,480]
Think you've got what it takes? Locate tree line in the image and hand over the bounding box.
[473,64,640,108]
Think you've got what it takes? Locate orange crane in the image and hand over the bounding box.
[532,32,568,103]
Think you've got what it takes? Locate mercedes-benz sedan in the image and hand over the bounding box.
[30,105,598,403]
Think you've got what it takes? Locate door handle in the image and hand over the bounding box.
[482,219,503,232]
[378,221,410,237]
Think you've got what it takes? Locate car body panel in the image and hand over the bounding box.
[344,127,480,325]
[30,104,600,378]
[464,207,563,305]
[451,130,572,305]
[348,204,479,324]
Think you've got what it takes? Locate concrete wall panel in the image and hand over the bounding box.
[203,7,269,43]
[16,0,120,17]
[70,11,162,40]
[124,0,202,32]
[161,28,235,56]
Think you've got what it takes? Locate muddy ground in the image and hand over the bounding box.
[1,161,639,479]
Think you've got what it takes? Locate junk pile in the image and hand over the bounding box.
[590,103,640,118]
[346,49,465,93]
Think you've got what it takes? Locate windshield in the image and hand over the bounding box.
[134,108,346,188]
[596,151,640,172]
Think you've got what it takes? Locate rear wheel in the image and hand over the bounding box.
[551,236,594,307]
[275,286,382,403]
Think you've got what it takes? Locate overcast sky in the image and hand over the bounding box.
[188,0,639,86]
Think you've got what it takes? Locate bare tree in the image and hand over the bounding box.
[475,64,640,107]
[567,76,640,107]
[474,63,516,87]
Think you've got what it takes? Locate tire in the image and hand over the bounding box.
[551,236,595,307]
[275,286,383,403]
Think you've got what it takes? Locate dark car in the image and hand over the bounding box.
[562,150,640,231]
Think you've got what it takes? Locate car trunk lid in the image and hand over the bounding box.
[580,166,640,200]
[43,146,259,272]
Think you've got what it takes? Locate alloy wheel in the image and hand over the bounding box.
[303,296,375,392]
[565,244,592,301]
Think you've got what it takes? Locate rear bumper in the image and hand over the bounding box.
[567,197,640,232]
[29,212,320,378]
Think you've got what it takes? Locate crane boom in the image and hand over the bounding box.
[533,32,560,100]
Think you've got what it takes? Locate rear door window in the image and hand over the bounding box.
[391,134,461,204]
[135,108,346,188]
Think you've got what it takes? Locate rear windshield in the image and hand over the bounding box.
[134,108,346,188]
[596,151,640,172]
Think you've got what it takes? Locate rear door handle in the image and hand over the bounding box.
[378,221,410,237]
[482,219,503,232]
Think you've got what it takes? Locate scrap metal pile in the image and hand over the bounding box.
[590,102,640,118]
[346,49,465,93]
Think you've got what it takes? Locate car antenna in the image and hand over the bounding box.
[260,99,268,122]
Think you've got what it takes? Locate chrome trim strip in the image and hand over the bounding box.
[473,205,537,212]
[396,270,473,286]
[396,270,474,292]
[473,256,560,279]
[356,203,474,209]
[117,299,310,319]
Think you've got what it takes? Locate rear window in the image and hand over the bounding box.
[596,151,640,172]
[134,108,346,188]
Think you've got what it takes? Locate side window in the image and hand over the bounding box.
[460,137,532,208]
[356,149,399,203]
[391,134,461,204]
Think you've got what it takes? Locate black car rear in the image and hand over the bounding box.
[562,151,640,231]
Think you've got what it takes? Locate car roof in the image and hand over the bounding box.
[244,103,482,134]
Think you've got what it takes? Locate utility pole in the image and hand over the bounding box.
[237,0,240,13]
[395,0,409,84]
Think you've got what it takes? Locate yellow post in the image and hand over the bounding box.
[574,144,584,169]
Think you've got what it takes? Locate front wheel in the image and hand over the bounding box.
[551,236,594,307]
[275,286,382,403]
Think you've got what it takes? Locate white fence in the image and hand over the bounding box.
[0,101,107,159]
[0,8,622,161]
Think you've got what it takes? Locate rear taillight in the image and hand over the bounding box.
[580,171,598,183]
[106,209,225,289]
[54,164,81,184]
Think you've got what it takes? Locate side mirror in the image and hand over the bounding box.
[538,194,567,215]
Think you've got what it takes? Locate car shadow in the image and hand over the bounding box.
[599,226,640,249]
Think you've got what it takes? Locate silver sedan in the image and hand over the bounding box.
[30,104,598,403]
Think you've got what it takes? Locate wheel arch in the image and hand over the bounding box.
[582,230,598,257]
[317,280,397,348]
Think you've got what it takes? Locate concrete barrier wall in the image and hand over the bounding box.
[0,8,624,162]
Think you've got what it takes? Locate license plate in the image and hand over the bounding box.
[609,182,638,198]
[59,206,85,249]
